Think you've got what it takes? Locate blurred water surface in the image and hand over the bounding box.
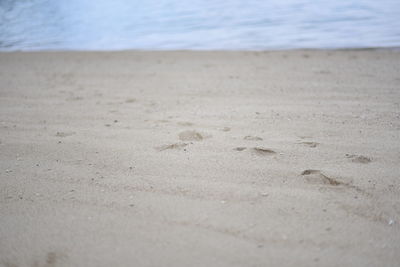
[0,0,399,50]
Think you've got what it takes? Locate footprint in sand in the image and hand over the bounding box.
[155,119,169,123]
[252,147,276,155]
[178,130,209,141]
[55,131,75,137]
[299,141,319,148]
[125,98,136,103]
[301,169,343,186]
[66,96,83,101]
[177,122,194,127]
[315,70,331,75]
[234,147,247,151]
[156,143,188,151]
[301,170,369,195]
[244,136,263,141]
[345,154,372,164]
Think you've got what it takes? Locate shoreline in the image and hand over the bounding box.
[1,46,400,53]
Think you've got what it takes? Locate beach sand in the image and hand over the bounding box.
[0,50,399,267]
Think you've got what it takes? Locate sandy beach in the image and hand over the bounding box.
[0,50,399,267]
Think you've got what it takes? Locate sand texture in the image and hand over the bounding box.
[0,50,399,267]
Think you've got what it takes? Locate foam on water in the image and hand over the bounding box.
[0,0,399,50]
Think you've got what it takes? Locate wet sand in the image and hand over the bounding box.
[0,50,399,267]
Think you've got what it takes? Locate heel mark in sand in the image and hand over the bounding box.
[345,154,372,164]
[125,98,136,103]
[301,169,342,186]
[234,147,247,151]
[156,143,188,151]
[299,141,319,148]
[252,147,276,155]
[244,136,263,141]
[177,122,194,127]
[301,169,368,195]
[55,131,75,137]
[179,130,209,141]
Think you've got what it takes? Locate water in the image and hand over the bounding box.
[0,0,399,51]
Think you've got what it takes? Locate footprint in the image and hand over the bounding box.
[301,170,343,186]
[299,141,319,148]
[155,120,169,123]
[177,122,194,126]
[234,147,247,151]
[252,147,276,155]
[178,130,208,141]
[345,154,372,164]
[244,136,263,141]
[55,131,75,137]
[302,170,370,195]
[298,135,313,139]
[125,98,136,103]
[45,252,58,266]
[221,127,231,132]
[315,70,331,75]
[156,143,188,151]
[31,251,64,267]
[66,96,83,101]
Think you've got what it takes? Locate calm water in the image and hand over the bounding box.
[0,0,399,51]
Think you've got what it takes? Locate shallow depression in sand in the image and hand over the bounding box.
[178,130,208,141]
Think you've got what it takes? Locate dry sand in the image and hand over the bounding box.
[0,50,399,267]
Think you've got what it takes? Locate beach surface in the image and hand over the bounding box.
[0,50,399,267]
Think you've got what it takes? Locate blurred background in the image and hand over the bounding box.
[0,0,399,51]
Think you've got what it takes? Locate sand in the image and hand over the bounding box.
[0,50,399,267]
